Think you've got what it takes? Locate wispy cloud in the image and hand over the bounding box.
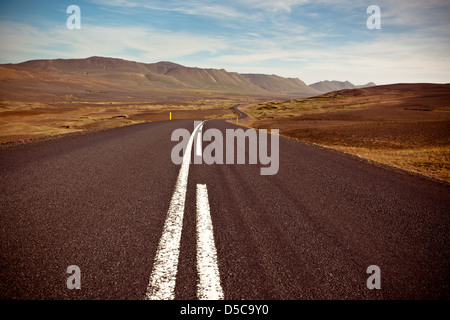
[0,0,449,84]
[233,0,309,13]
[91,0,248,20]
[0,21,229,63]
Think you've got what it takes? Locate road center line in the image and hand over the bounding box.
[195,121,204,157]
[145,120,204,300]
[196,184,224,300]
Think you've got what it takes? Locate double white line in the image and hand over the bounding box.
[145,121,223,300]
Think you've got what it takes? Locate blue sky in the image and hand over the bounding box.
[0,0,449,85]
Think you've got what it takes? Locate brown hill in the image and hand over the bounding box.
[242,74,319,95]
[13,56,319,96]
[310,80,376,93]
[0,64,129,102]
[244,83,450,181]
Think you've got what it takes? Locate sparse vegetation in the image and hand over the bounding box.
[0,99,242,143]
[243,84,450,183]
[335,146,450,182]
[0,60,285,143]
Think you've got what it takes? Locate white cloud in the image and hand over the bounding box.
[0,21,229,63]
[2,18,448,85]
[204,31,450,85]
[1,0,449,85]
[233,0,309,13]
[378,0,450,28]
[91,0,248,20]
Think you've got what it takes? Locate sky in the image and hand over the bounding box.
[0,0,449,85]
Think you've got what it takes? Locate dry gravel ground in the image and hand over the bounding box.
[243,83,450,182]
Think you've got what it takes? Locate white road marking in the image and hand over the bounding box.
[196,184,224,300]
[195,121,203,158]
[145,121,204,300]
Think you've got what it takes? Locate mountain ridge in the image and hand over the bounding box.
[310,80,376,93]
[13,56,321,96]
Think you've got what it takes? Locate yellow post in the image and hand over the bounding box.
[236,117,238,124]
[170,112,172,120]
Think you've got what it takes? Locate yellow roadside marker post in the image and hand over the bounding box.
[236,117,238,124]
[170,112,172,120]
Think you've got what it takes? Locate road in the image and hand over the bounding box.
[233,104,248,120]
[0,117,449,300]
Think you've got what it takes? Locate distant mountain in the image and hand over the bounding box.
[241,73,317,95]
[310,80,376,93]
[15,56,320,96]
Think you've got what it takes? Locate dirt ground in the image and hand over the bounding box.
[2,69,449,184]
[243,84,450,182]
[0,100,250,144]
[0,64,279,143]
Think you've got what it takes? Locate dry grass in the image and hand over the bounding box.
[242,91,371,119]
[243,84,450,183]
[0,62,282,143]
[0,99,239,143]
[330,146,450,182]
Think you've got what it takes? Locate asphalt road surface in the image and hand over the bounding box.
[0,117,449,300]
